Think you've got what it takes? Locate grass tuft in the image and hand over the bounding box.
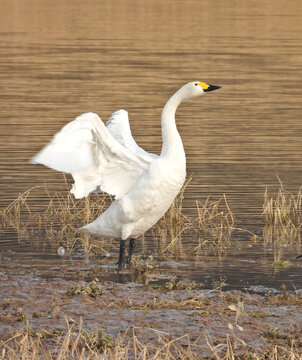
[1,318,301,359]
[263,180,302,246]
[262,179,302,262]
[81,328,115,351]
[143,277,199,291]
[0,176,236,259]
[66,279,103,298]
[194,194,235,255]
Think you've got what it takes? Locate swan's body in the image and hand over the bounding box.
[31,81,220,265]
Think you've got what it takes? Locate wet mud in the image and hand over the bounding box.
[0,263,301,358]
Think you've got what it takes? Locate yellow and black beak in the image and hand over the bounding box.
[204,84,221,92]
[198,82,221,92]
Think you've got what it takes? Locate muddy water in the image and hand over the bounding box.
[1,0,302,290]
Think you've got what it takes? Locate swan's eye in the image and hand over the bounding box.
[195,83,198,86]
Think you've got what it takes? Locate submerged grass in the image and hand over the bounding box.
[0,176,236,258]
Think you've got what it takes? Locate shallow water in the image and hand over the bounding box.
[1,0,302,290]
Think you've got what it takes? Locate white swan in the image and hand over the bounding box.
[31,81,221,267]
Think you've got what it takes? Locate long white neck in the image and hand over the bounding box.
[160,89,186,161]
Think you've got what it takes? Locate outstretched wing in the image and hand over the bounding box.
[106,109,158,160]
[31,111,154,199]
[31,112,100,174]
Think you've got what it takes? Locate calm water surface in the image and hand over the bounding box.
[1,0,302,290]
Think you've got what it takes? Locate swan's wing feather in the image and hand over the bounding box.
[31,113,101,174]
[32,111,153,199]
[105,110,135,150]
[71,125,152,199]
[89,124,152,198]
[106,109,159,160]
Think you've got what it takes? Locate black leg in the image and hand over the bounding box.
[117,239,126,270]
[126,238,136,265]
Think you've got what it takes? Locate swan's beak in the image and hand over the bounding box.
[204,84,221,92]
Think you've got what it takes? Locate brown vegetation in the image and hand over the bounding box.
[262,179,302,262]
[263,180,302,246]
[1,316,301,360]
[0,178,235,258]
[2,180,302,359]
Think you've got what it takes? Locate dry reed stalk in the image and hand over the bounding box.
[204,331,301,360]
[90,294,205,311]
[0,186,40,233]
[194,194,235,255]
[151,178,236,257]
[0,176,236,258]
[0,182,111,254]
[1,319,301,360]
[263,180,302,247]
[0,319,199,360]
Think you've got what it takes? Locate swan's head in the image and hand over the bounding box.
[179,81,221,100]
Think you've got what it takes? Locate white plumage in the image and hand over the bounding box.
[31,81,220,243]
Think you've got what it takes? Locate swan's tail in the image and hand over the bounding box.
[76,226,90,234]
[76,222,100,236]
